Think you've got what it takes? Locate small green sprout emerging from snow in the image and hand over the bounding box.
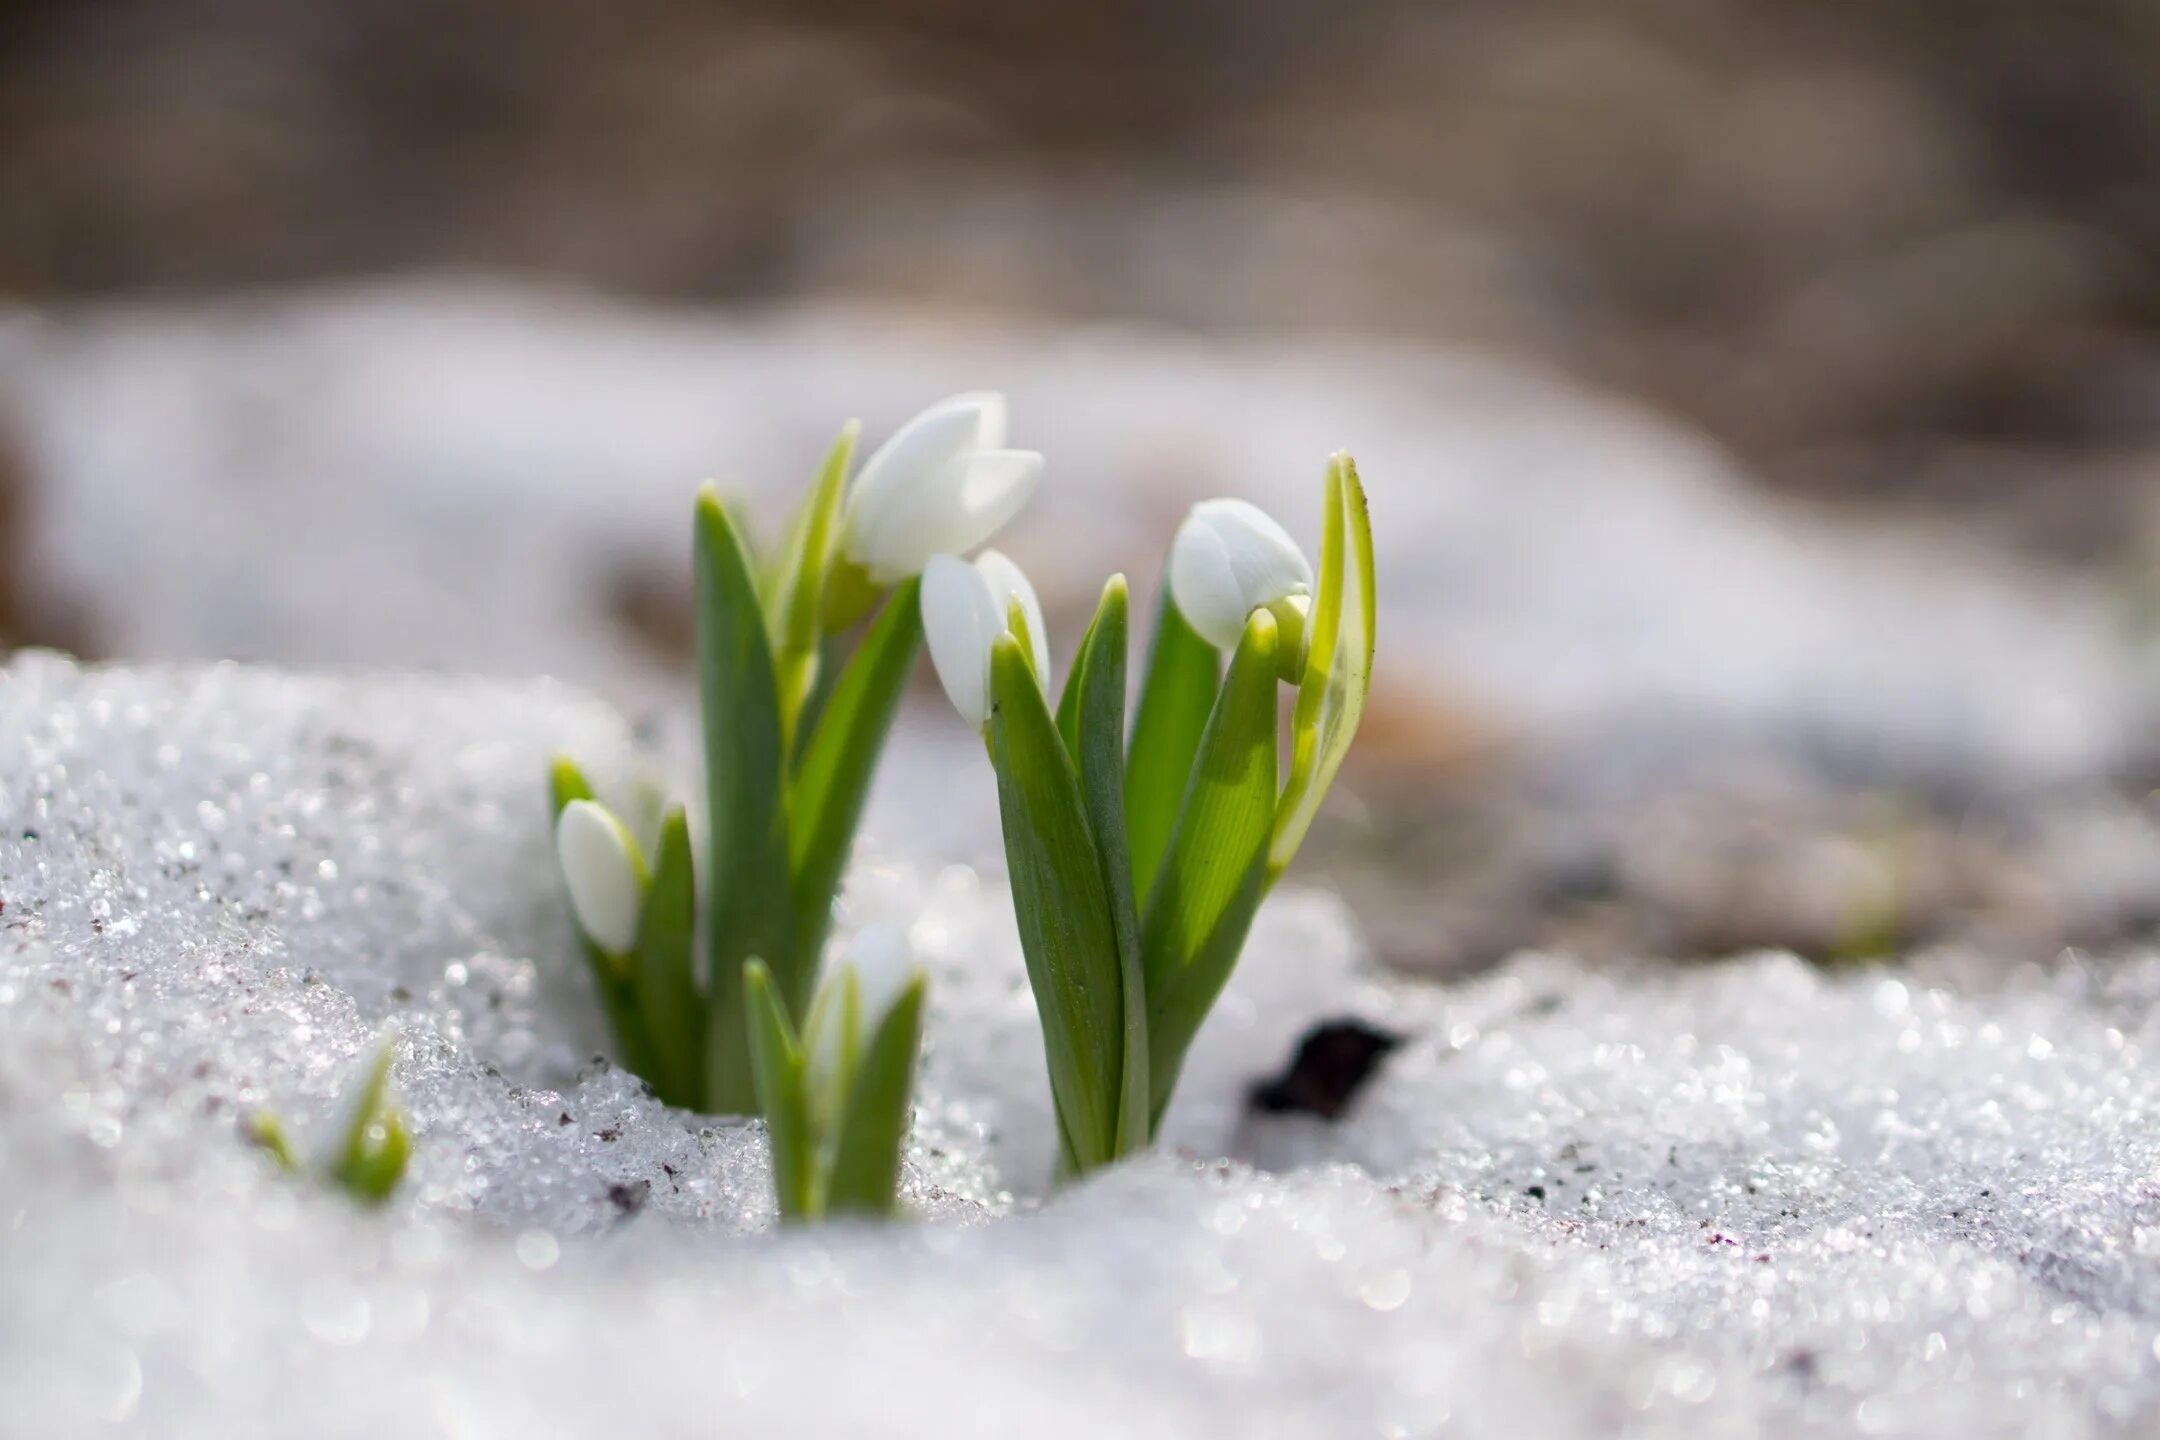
[743,925,928,1223]
[248,1031,411,1206]
[924,455,1377,1178]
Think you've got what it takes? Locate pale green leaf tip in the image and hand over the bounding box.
[246,1113,300,1174]
[324,1032,412,1206]
[1005,595,1042,677]
[990,631,1029,671]
[547,753,587,811]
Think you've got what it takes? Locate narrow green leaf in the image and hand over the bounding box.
[744,962,815,1222]
[788,633,844,774]
[1270,454,1377,874]
[1125,590,1219,909]
[786,580,924,989]
[1141,609,1281,1120]
[1051,1104,1082,1183]
[546,754,661,1085]
[547,753,595,818]
[1064,578,1151,1159]
[245,1113,300,1174]
[986,636,1125,1171]
[1052,584,1107,763]
[696,487,795,1113]
[767,424,860,751]
[331,1037,410,1206]
[631,806,703,1108]
[824,975,927,1217]
[341,1119,410,1205]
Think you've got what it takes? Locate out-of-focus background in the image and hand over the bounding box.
[3,0,2158,972]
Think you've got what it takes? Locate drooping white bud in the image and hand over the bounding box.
[554,799,647,955]
[1168,498,1314,651]
[840,392,1044,585]
[803,924,920,1112]
[921,549,1048,728]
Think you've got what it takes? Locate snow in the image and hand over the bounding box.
[6,652,2160,1439]
[1,281,2146,784]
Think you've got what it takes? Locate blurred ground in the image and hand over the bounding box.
[2,2,2158,978]
[2,285,2156,978]
[3,0,2159,564]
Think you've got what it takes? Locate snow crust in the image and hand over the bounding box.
[6,654,2160,1439]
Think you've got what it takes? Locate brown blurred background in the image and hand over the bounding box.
[4,0,2158,565]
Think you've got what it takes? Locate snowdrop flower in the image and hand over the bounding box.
[921,549,1049,728]
[555,799,647,955]
[803,924,920,1114]
[841,392,1044,585]
[1169,498,1314,658]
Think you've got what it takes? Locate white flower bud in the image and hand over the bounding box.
[841,392,1044,584]
[1168,498,1314,650]
[921,549,1048,729]
[554,799,646,955]
[803,924,920,1115]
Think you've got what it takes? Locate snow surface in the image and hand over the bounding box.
[1,282,2146,783]
[6,653,2160,1439]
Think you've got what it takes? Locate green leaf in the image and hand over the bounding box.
[547,753,595,818]
[1052,581,1108,763]
[631,806,704,1108]
[788,633,845,774]
[786,580,924,989]
[245,1112,300,1174]
[696,487,795,1113]
[331,1036,410,1206]
[545,754,661,1086]
[744,962,815,1222]
[824,974,927,1217]
[1060,577,1151,1159]
[986,635,1126,1172]
[766,424,860,752]
[1124,590,1219,909]
[1141,608,1281,1121]
[1270,453,1376,875]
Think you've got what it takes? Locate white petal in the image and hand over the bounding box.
[839,923,917,1034]
[921,553,1002,727]
[855,449,1043,584]
[1170,512,1251,649]
[841,392,1007,573]
[555,800,645,953]
[1171,499,1313,650]
[802,925,918,1108]
[1193,498,1312,604]
[973,548,1050,681]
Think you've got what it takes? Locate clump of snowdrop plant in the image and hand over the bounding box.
[247,1031,411,1206]
[551,394,1040,1159]
[743,926,928,1223]
[925,456,1375,1177]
